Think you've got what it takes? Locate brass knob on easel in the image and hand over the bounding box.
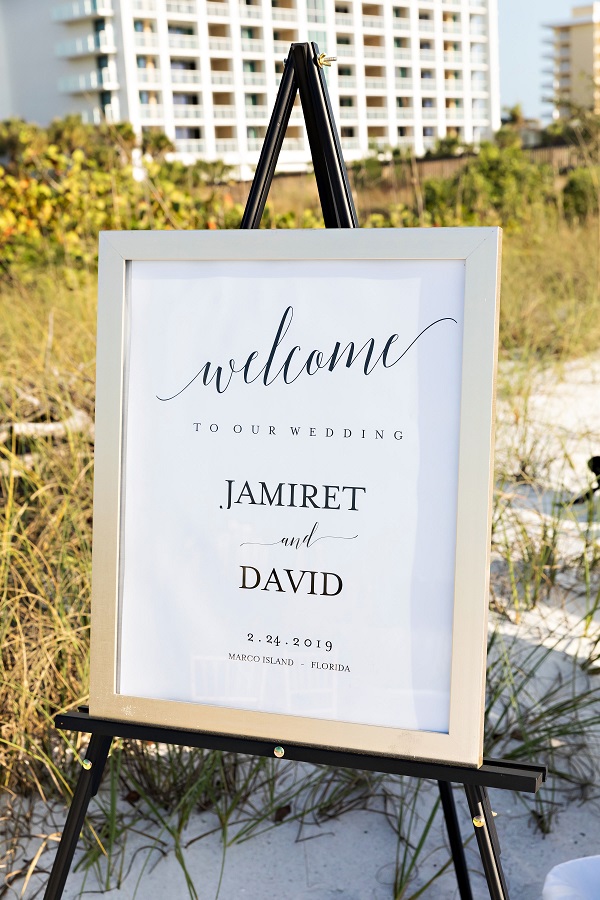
[473,815,484,828]
[317,53,337,67]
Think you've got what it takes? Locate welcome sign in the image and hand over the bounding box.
[90,228,501,766]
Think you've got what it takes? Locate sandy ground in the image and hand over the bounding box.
[5,356,600,899]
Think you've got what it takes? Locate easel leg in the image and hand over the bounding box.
[464,784,510,900]
[437,781,473,900]
[44,733,112,900]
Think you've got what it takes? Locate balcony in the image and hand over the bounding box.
[421,107,438,118]
[272,6,298,21]
[133,32,160,49]
[169,34,200,50]
[59,64,119,92]
[338,75,356,88]
[241,38,264,51]
[52,0,113,21]
[247,138,264,151]
[420,50,436,61]
[137,68,162,83]
[215,139,238,152]
[339,107,357,118]
[336,45,355,57]
[445,106,464,119]
[393,17,410,31]
[245,105,269,118]
[395,78,413,89]
[418,19,434,32]
[273,40,291,55]
[166,0,197,12]
[173,105,203,119]
[139,103,164,119]
[206,1,229,14]
[444,51,463,63]
[243,71,266,85]
[212,71,234,84]
[239,3,262,17]
[365,77,386,89]
[56,29,116,56]
[307,10,325,21]
[394,48,411,60]
[213,105,236,118]
[420,78,436,89]
[175,139,205,153]
[282,137,304,150]
[396,107,414,118]
[366,108,387,119]
[209,37,232,51]
[341,137,360,150]
[445,78,463,91]
[171,69,202,84]
[362,15,384,29]
[364,46,385,58]
[442,22,462,34]
[130,0,156,9]
[335,12,353,26]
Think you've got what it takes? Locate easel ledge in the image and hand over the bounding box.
[58,708,546,793]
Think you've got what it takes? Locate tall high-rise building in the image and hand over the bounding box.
[544,3,600,120]
[0,0,500,176]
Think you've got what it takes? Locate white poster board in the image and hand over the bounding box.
[90,228,501,766]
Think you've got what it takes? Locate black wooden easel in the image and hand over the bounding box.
[44,43,546,900]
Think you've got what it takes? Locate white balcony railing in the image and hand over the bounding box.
[363,46,385,58]
[393,17,410,30]
[365,77,386,89]
[307,10,325,21]
[56,29,116,56]
[211,72,234,84]
[335,12,353,26]
[444,51,463,63]
[282,137,304,151]
[137,68,162,84]
[418,19,435,31]
[52,0,114,21]
[442,22,462,34]
[175,139,205,154]
[130,0,156,9]
[338,76,356,88]
[341,137,359,150]
[339,107,357,118]
[170,69,202,84]
[59,64,119,93]
[239,3,262,17]
[362,15,384,29]
[445,106,464,119]
[396,107,414,118]
[420,78,436,89]
[133,32,160,49]
[366,108,387,118]
[213,105,236,118]
[420,50,436,61]
[273,40,292,55]
[173,105,203,119]
[209,37,232,51]
[336,45,354,57]
[241,38,264,51]
[206,1,229,14]
[271,7,297,21]
[245,105,269,118]
[421,107,438,118]
[215,139,238,152]
[395,78,413,89]
[247,138,264,151]
[166,0,196,13]
[394,48,411,60]
[139,103,164,119]
[243,71,266,84]
[168,34,200,49]
[445,78,464,91]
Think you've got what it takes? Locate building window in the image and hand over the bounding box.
[423,126,434,136]
[340,96,354,106]
[341,126,355,137]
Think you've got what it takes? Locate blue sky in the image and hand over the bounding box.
[498,0,572,120]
